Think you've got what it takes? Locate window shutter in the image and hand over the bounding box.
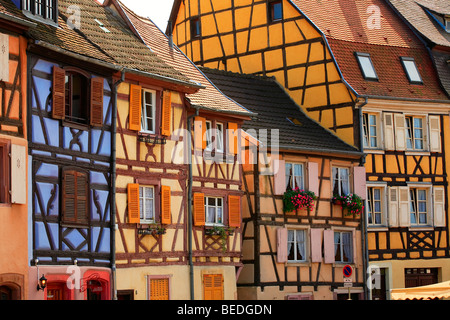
[276,227,288,263]
[52,66,66,120]
[204,274,223,300]
[0,33,9,82]
[228,195,241,228]
[161,185,171,224]
[227,122,239,154]
[10,144,26,204]
[76,172,89,225]
[394,114,406,151]
[323,229,335,264]
[193,192,205,226]
[127,183,140,224]
[398,186,410,227]
[129,84,142,131]
[310,228,323,263]
[429,115,441,152]
[388,187,399,227]
[161,91,172,136]
[353,166,367,199]
[62,170,88,225]
[194,117,206,150]
[90,77,104,127]
[433,186,446,227]
[383,113,395,150]
[273,159,286,196]
[149,278,169,300]
[308,162,319,196]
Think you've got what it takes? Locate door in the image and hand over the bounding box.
[405,268,438,288]
[47,283,66,300]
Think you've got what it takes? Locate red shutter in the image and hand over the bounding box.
[129,84,142,131]
[161,91,172,136]
[127,183,140,224]
[228,195,241,228]
[277,227,288,263]
[52,66,66,120]
[161,186,171,224]
[193,193,205,226]
[90,77,104,127]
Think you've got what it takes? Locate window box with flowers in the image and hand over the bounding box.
[138,224,167,236]
[283,188,317,214]
[332,193,364,217]
[205,226,235,252]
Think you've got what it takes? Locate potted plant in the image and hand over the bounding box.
[283,187,317,214]
[332,193,364,217]
[205,226,234,252]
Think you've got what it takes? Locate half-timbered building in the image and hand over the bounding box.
[0,0,35,300]
[102,0,253,300]
[202,67,365,300]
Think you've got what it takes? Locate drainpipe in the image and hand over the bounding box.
[187,107,199,300]
[357,97,370,300]
[111,70,125,300]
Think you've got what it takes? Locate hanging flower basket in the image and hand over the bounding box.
[283,188,317,214]
[332,193,364,217]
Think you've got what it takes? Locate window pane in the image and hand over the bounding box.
[294,164,303,189]
[403,59,421,83]
[272,2,282,20]
[207,207,215,223]
[358,55,377,79]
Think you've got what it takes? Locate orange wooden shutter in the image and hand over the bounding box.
[194,116,206,150]
[129,84,142,131]
[161,186,171,224]
[227,122,238,154]
[52,66,66,120]
[90,77,104,127]
[149,278,169,300]
[228,195,241,228]
[193,193,205,226]
[161,91,172,136]
[204,274,223,300]
[127,183,140,224]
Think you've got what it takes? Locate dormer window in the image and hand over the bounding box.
[445,17,450,33]
[400,57,423,84]
[355,52,378,81]
[22,0,58,24]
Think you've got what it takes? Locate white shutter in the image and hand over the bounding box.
[398,187,410,227]
[0,33,9,82]
[383,113,395,150]
[323,229,335,264]
[394,114,406,151]
[273,159,286,195]
[277,227,288,263]
[307,162,319,196]
[388,187,399,227]
[428,116,441,152]
[11,144,26,204]
[310,228,323,263]
[433,186,446,227]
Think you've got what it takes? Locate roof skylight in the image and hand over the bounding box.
[401,57,423,84]
[355,52,378,81]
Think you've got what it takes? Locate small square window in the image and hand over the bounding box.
[269,1,283,22]
[190,17,201,38]
[355,52,378,80]
[400,57,423,84]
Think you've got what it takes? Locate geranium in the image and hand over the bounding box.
[283,187,317,213]
[332,193,364,216]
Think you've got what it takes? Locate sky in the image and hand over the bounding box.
[117,0,175,31]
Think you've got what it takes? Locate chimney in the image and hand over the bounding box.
[167,21,173,49]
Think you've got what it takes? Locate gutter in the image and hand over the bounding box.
[111,70,126,300]
[0,11,37,28]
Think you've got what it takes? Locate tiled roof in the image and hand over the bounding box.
[114,0,253,116]
[290,0,449,100]
[200,67,360,155]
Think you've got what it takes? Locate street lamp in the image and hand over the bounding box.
[37,274,47,291]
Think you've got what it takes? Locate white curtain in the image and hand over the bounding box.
[296,230,305,260]
[342,232,352,262]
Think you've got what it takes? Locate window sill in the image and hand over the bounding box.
[62,120,89,131]
[286,261,310,267]
[138,132,166,145]
[367,226,389,231]
[364,149,384,154]
[404,151,430,156]
[408,226,434,231]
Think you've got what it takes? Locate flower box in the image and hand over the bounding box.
[283,188,317,214]
[332,194,364,217]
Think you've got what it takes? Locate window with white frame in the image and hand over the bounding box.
[400,57,423,84]
[405,116,425,150]
[287,229,307,262]
[205,121,212,150]
[409,188,428,225]
[205,196,223,225]
[139,186,155,223]
[216,123,224,152]
[332,167,350,196]
[141,89,156,134]
[355,52,378,80]
[367,187,384,226]
[285,163,304,190]
[363,113,379,148]
[334,231,353,263]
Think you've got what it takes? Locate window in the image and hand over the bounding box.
[269,0,282,22]
[205,196,223,225]
[203,274,223,300]
[410,188,428,225]
[141,89,156,134]
[367,187,383,226]
[205,121,212,150]
[401,57,423,84]
[334,231,353,263]
[0,141,9,204]
[287,229,307,262]
[139,186,155,223]
[363,113,378,148]
[355,52,378,80]
[149,278,169,300]
[205,121,224,153]
[65,72,89,124]
[190,17,201,38]
[405,116,425,150]
[61,169,89,226]
[446,18,450,33]
[332,167,350,196]
[216,123,224,152]
[285,163,304,190]
[22,0,57,22]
